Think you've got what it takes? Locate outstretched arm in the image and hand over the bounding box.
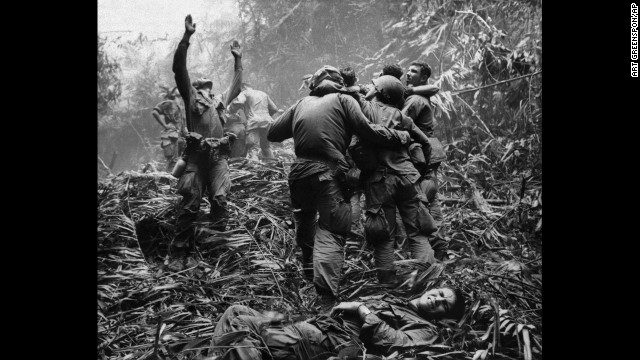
[406,84,440,98]
[399,113,430,148]
[266,102,297,142]
[151,104,169,130]
[359,311,439,354]
[331,301,438,354]
[220,41,243,107]
[172,15,197,131]
[341,95,410,147]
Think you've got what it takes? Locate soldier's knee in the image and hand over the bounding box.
[211,194,227,207]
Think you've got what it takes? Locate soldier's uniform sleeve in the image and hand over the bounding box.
[340,95,408,148]
[266,102,296,142]
[228,92,247,114]
[400,113,430,149]
[153,100,170,115]
[401,96,421,122]
[172,38,198,131]
[359,312,439,355]
[267,96,279,116]
[220,55,243,107]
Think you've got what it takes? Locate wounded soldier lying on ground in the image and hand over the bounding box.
[209,286,466,360]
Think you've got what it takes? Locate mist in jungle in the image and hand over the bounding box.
[98,0,541,173]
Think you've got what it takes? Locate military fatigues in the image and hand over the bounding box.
[211,294,440,360]
[153,99,187,172]
[172,35,242,247]
[267,79,409,301]
[343,87,366,239]
[223,110,247,158]
[356,99,437,283]
[229,88,279,161]
[402,94,447,259]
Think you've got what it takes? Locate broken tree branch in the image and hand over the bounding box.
[452,70,542,96]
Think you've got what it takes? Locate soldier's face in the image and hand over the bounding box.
[406,65,424,87]
[201,85,212,95]
[417,288,457,318]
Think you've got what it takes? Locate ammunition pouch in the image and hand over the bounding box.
[185,133,204,154]
[408,142,427,175]
[416,193,437,235]
[364,204,390,245]
[333,158,355,200]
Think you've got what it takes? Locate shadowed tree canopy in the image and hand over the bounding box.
[236,0,541,110]
[98,35,123,115]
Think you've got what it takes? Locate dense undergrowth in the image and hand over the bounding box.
[98,130,542,360]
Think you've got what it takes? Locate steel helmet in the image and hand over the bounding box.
[192,78,214,90]
[371,75,405,107]
[309,65,344,90]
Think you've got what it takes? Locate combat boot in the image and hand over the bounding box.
[376,268,398,287]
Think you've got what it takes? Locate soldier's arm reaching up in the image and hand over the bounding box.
[220,41,243,107]
[172,15,197,131]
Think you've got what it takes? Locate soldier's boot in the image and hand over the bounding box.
[167,242,189,272]
[302,262,314,283]
[376,268,398,287]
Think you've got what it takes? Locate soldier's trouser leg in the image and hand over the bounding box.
[163,140,178,173]
[207,158,231,231]
[257,128,274,160]
[419,167,447,259]
[363,172,399,284]
[293,211,317,281]
[313,172,350,298]
[177,137,186,155]
[211,305,268,360]
[245,129,261,161]
[290,176,318,281]
[396,176,436,266]
[229,136,246,158]
[349,191,363,237]
[291,171,350,299]
[212,305,334,360]
[174,164,205,250]
[394,210,407,249]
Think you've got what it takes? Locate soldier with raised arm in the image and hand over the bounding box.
[169,14,243,271]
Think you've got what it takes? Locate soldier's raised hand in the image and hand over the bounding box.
[230,40,242,58]
[185,14,196,34]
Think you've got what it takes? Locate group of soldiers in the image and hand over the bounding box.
[149,15,464,359]
[152,74,281,171]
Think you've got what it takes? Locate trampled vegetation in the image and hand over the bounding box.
[98,1,542,359]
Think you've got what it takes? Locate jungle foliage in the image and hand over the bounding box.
[98,1,542,359]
